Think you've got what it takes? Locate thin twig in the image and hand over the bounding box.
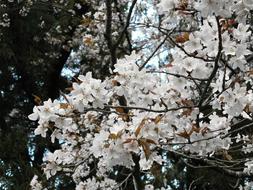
[106,105,196,113]
[114,0,138,48]
[148,70,208,81]
[105,0,117,65]
[139,35,170,70]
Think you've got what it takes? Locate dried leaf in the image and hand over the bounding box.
[182,109,193,116]
[223,150,233,161]
[247,69,253,75]
[81,17,92,26]
[177,129,190,139]
[175,32,189,43]
[244,104,250,113]
[112,80,120,86]
[116,107,130,121]
[181,99,194,106]
[32,94,42,105]
[83,37,93,46]
[139,139,151,159]
[123,138,135,144]
[200,127,209,136]
[179,0,188,10]
[146,138,157,145]
[115,107,126,114]
[60,103,69,109]
[153,114,163,124]
[109,133,119,140]
[135,118,146,137]
[65,87,74,92]
[191,124,200,133]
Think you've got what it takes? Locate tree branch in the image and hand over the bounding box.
[198,16,223,106]
[114,0,137,48]
[105,0,117,66]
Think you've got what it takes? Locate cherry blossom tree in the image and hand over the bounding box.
[0,0,131,188]
[28,0,253,189]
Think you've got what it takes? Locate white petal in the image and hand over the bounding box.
[28,112,38,121]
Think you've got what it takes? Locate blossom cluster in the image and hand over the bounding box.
[29,0,253,189]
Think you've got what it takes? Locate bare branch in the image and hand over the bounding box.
[147,70,208,81]
[114,0,138,48]
[105,0,117,65]
[139,35,169,71]
[198,16,223,106]
[106,105,196,113]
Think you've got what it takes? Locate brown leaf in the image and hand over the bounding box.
[135,119,146,137]
[116,107,130,122]
[123,138,135,144]
[81,17,92,26]
[109,133,118,140]
[244,104,250,113]
[175,32,189,43]
[153,114,163,124]
[112,80,120,86]
[246,69,253,75]
[83,37,93,46]
[181,99,194,106]
[146,138,157,145]
[179,0,188,10]
[138,138,151,159]
[60,103,69,109]
[32,94,42,105]
[223,150,233,161]
[191,124,200,133]
[65,87,74,92]
[181,109,193,116]
[177,129,190,139]
[115,107,126,114]
[200,127,209,136]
